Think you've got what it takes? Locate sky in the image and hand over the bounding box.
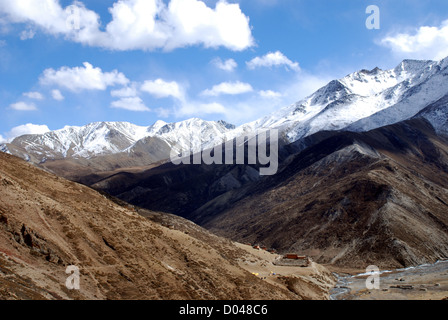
[1,0,448,142]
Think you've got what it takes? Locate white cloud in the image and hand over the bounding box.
[152,0,253,51]
[20,28,35,40]
[211,57,237,72]
[23,91,44,100]
[380,20,448,60]
[0,0,70,34]
[111,97,150,112]
[0,134,4,143]
[246,51,300,71]
[111,85,138,98]
[141,79,184,100]
[51,89,64,101]
[155,107,172,118]
[10,101,37,111]
[204,72,332,125]
[0,0,254,52]
[201,81,253,96]
[39,62,129,92]
[178,101,227,116]
[149,71,333,124]
[2,123,50,142]
[259,90,282,99]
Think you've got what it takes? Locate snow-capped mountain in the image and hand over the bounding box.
[2,56,448,166]
[1,118,236,163]
[146,118,236,155]
[253,56,448,142]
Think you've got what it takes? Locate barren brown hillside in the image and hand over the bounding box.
[91,119,448,269]
[0,152,334,300]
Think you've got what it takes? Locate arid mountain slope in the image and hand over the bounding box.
[0,152,333,300]
[93,119,448,269]
[197,119,448,268]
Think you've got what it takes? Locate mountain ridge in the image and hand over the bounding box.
[101,118,448,268]
[2,56,448,169]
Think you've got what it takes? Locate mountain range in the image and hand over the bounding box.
[2,56,448,270]
[2,57,448,169]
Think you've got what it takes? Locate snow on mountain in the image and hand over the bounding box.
[9,122,149,160]
[0,143,10,155]
[254,57,448,143]
[142,118,236,155]
[347,58,448,132]
[3,56,448,164]
[412,93,448,136]
[5,119,236,162]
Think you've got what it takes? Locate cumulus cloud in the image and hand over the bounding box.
[211,57,237,72]
[10,101,37,111]
[111,97,150,112]
[51,89,64,101]
[0,0,254,52]
[380,20,448,60]
[23,91,44,100]
[0,0,70,34]
[2,123,50,142]
[201,81,253,96]
[39,62,129,92]
[141,79,184,100]
[246,51,300,71]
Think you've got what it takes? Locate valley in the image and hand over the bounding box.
[1,56,448,300]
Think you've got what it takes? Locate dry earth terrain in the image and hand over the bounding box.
[0,152,334,300]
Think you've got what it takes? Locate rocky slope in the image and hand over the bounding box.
[92,118,448,269]
[0,152,334,300]
[198,119,448,268]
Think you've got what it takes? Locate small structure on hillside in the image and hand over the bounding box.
[284,254,307,260]
[273,253,311,267]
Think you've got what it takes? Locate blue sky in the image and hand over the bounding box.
[1,0,448,141]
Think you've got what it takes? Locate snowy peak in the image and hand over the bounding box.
[3,56,448,166]
[347,57,448,133]
[340,67,401,97]
[145,117,236,154]
[256,56,448,143]
[4,118,236,163]
[10,121,149,159]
